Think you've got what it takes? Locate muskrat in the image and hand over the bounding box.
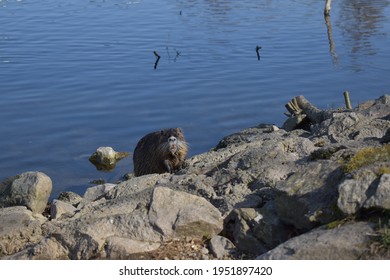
[133,128,188,176]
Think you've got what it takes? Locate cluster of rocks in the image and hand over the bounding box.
[1,94,389,260]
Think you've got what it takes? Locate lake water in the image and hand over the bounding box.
[1,0,390,199]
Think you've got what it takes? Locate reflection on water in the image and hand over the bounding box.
[325,15,339,66]
[337,0,390,71]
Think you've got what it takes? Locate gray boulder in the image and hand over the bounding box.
[338,173,390,215]
[317,112,388,143]
[251,202,293,248]
[356,94,390,119]
[104,237,161,259]
[148,186,223,239]
[0,206,47,256]
[0,171,52,214]
[223,208,267,255]
[50,199,77,220]
[257,222,374,260]
[83,183,117,201]
[3,237,69,260]
[57,191,83,206]
[365,174,390,209]
[224,204,292,255]
[208,235,236,259]
[274,160,344,231]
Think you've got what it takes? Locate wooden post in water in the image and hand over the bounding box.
[343,91,352,110]
[324,0,332,16]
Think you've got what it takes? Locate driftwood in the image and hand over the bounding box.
[324,0,332,16]
[283,93,354,131]
[285,95,332,125]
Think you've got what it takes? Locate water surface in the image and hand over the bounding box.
[1,0,389,198]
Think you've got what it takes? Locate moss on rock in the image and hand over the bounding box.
[342,145,390,174]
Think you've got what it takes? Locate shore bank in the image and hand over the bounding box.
[1,94,389,260]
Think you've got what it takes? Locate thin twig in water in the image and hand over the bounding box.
[166,47,181,62]
[256,45,261,60]
[153,51,161,69]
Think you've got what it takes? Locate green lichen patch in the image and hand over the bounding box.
[326,219,349,230]
[377,166,390,176]
[342,145,390,174]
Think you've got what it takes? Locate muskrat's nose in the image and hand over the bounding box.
[168,136,177,143]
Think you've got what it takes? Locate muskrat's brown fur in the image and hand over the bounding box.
[133,128,188,176]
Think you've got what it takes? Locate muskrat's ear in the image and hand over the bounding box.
[177,127,183,133]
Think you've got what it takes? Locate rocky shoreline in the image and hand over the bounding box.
[1,94,389,260]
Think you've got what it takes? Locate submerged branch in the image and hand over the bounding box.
[153,51,161,69]
[256,45,261,61]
